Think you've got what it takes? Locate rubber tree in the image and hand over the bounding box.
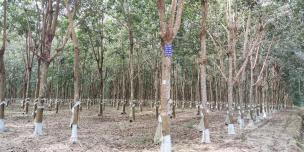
[0,0,7,133]
[238,10,251,130]
[209,0,253,135]
[67,0,81,143]
[33,0,71,136]
[123,0,136,122]
[223,0,261,135]
[90,24,105,116]
[248,22,265,124]
[137,51,144,112]
[155,0,184,151]
[84,0,106,116]
[154,58,160,118]
[226,0,237,135]
[250,39,273,119]
[23,32,35,114]
[198,0,210,144]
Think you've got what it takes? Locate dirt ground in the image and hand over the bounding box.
[0,102,303,152]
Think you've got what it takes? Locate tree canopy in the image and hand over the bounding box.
[0,0,303,106]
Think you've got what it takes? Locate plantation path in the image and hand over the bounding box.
[0,103,302,152]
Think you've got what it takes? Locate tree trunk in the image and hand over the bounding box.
[155,0,185,146]
[226,0,238,135]
[199,0,210,143]
[70,36,80,144]
[138,61,144,112]
[69,1,81,143]
[121,70,127,114]
[0,0,7,132]
[181,73,185,109]
[160,50,172,137]
[172,64,177,118]
[154,59,160,118]
[24,32,34,114]
[34,0,69,136]
[34,61,49,136]
[196,69,200,116]
[35,59,41,98]
[239,11,251,123]
[0,55,6,132]
[129,46,135,121]
[126,1,135,122]
[190,67,194,109]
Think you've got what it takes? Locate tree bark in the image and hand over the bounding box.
[124,0,136,122]
[239,11,251,120]
[138,58,144,112]
[67,0,81,143]
[155,0,185,150]
[128,27,135,122]
[34,0,71,136]
[0,0,7,129]
[121,68,127,114]
[154,58,160,118]
[199,0,210,136]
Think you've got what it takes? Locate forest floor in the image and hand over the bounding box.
[0,102,303,152]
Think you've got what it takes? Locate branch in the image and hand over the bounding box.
[207,30,225,53]
[172,0,185,39]
[49,26,71,62]
[234,27,265,80]
[252,44,260,69]
[168,0,177,29]
[68,0,80,47]
[28,32,35,66]
[46,0,53,37]
[89,35,100,64]
[242,11,251,58]
[221,22,229,34]
[252,30,266,69]
[156,0,167,38]
[233,39,258,83]
[252,39,274,86]
[29,49,49,62]
[210,60,228,81]
[207,30,226,72]
[51,0,60,35]
[49,0,77,63]
[22,52,27,70]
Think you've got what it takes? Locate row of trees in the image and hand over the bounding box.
[0,0,82,142]
[3,0,303,105]
[0,0,303,150]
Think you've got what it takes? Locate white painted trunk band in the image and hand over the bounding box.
[71,124,78,143]
[237,116,245,129]
[228,124,235,135]
[202,129,211,143]
[263,111,267,118]
[0,119,5,132]
[160,135,171,152]
[154,115,163,144]
[240,118,245,129]
[33,122,43,136]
